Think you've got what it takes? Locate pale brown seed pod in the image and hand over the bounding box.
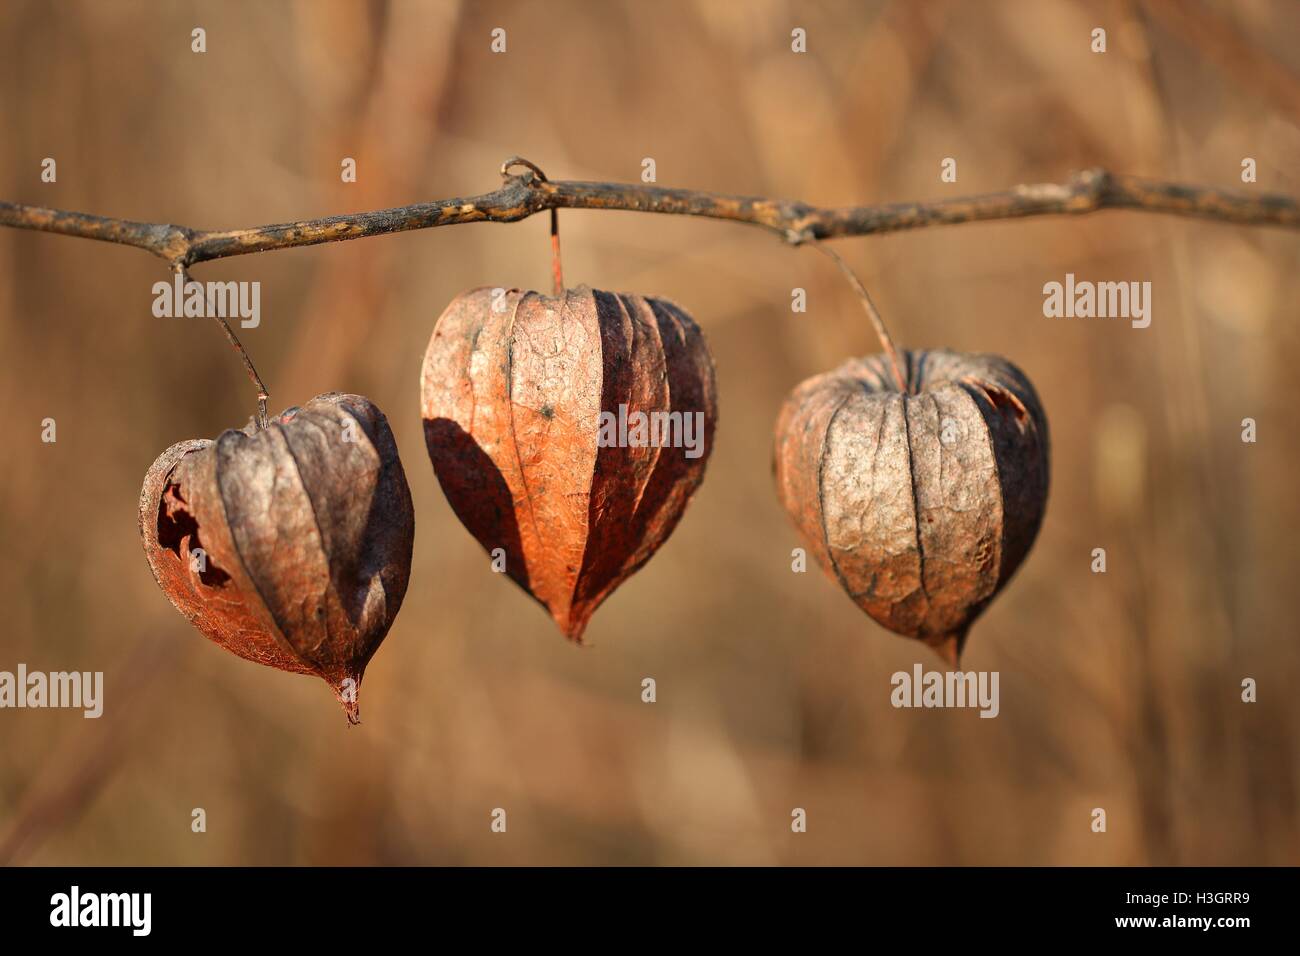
[774,350,1049,664]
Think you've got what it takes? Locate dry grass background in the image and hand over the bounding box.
[0,0,1297,865]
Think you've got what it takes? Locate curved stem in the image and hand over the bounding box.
[175,264,269,428]
[812,244,907,393]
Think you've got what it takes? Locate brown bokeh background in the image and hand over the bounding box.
[1,0,1297,865]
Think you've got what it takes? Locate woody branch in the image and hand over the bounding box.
[1,159,1297,269]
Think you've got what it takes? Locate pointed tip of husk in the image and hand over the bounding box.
[328,672,363,726]
[561,620,589,646]
[553,606,593,645]
[927,631,966,668]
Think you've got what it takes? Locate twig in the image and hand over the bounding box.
[1,163,1296,269]
[7,157,1292,419]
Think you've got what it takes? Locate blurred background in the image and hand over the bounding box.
[0,0,1297,866]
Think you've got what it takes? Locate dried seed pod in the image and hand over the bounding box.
[139,392,415,722]
[774,350,1049,663]
[421,285,717,642]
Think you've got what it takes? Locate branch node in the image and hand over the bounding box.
[1070,167,1112,203]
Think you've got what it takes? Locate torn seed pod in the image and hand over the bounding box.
[774,350,1049,664]
[421,285,717,642]
[139,392,415,723]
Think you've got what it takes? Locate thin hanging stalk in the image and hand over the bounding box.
[812,244,908,393]
[175,264,268,428]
